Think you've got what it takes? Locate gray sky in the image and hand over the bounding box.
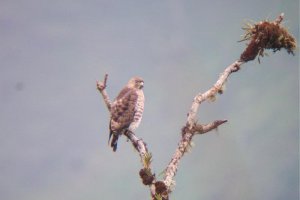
[0,0,299,200]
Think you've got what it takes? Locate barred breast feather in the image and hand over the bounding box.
[128,89,144,132]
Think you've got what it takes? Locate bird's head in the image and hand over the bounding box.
[128,77,144,89]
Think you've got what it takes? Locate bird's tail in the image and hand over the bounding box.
[108,131,119,152]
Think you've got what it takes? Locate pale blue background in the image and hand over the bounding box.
[0,0,299,200]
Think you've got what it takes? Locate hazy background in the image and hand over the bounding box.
[0,0,299,200]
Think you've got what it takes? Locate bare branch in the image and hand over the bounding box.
[163,60,242,190]
[198,120,228,134]
[163,131,193,192]
[186,60,244,129]
[162,13,294,192]
[160,118,227,195]
[97,74,112,111]
[124,131,148,160]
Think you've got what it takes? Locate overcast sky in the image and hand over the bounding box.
[0,0,299,200]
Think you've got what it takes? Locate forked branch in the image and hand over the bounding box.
[162,60,243,191]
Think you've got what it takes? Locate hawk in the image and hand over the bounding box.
[109,77,145,152]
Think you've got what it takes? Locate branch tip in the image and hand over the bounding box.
[274,13,284,25]
[198,119,228,134]
[97,73,109,92]
[216,119,228,125]
[97,73,112,111]
[103,73,108,86]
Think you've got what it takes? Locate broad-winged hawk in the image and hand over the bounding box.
[109,77,145,151]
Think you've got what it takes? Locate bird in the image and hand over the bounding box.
[109,77,145,152]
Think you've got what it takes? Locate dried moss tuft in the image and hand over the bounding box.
[240,20,296,62]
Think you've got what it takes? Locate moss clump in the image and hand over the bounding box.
[139,168,155,185]
[240,19,296,62]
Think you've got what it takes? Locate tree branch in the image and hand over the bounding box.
[97,13,296,200]
[274,13,284,25]
[97,74,111,111]
[163,60,242,190]
[162,13,296,196]
[196,120,228,134]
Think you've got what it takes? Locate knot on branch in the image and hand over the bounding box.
[154,181,169,200]
[231,62,241,72]
[139,168,155,185]
[181,122,203,136]
[181,124,190,136]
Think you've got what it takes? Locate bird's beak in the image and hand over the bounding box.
[140,81,144,89]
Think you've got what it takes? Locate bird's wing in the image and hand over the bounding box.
[110,87,138,132]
